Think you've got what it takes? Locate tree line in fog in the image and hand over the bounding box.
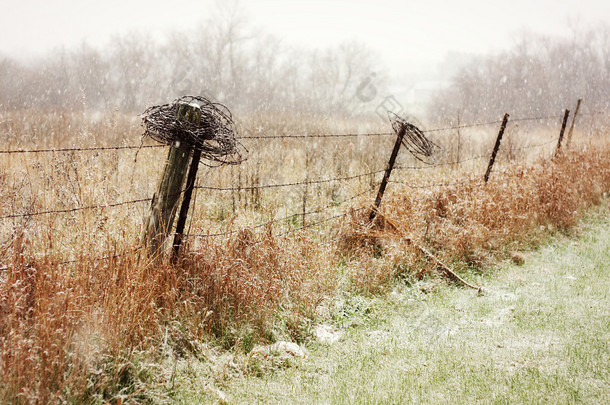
[428,25,610,123]
[0,6,383,115]
[1,5,608,122]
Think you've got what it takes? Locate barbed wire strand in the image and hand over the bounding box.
[0,144,164,155]
[389,177,482,189]
[0,113,577,155]
[424,120,504,133]
[510,139,557,151]
[272,207,368,239]
[510,114,569,123]
[393,153,490,172]
[237,132,394,140]
[194,168,386,192]
[420,114,565,134]
[389,160,539,190]
[0,197,152,220]
[55,247,143,266]
[185,182,379,239]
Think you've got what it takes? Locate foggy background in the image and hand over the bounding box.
[1,0,609,122]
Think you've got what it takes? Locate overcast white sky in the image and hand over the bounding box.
[1,0,609,80]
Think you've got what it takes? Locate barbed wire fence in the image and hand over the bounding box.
[0,103,599,266]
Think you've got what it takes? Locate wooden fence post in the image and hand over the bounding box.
[143,102,201,257]
[484,113,509,183]
[566,98,582,148]
[369,123,407,221]
[171,147,201,262]
[142,147,191,256]
[555,109,570,156]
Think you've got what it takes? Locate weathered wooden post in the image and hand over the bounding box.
[484,113,509,183]
[555,109,570,156]
[140,96,244,261]
[566,98,582,148]
[143,102,201,256]
[171,108,203,261]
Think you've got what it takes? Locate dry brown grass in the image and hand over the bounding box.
[1,110,609,402]
[340,149,610,289]
[0,229,338,403]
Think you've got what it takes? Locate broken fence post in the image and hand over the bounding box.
[484,113,509,183]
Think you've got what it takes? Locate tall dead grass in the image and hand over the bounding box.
[340,149,610,289]
[0,231,337,402]
[1,110,610,402]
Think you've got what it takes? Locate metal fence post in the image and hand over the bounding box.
[369,123,407,221]
[566,98,582,148]
[484,113,509,183]
[555,109,571,156]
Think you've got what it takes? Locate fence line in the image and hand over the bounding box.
[0,112,577,156]
[0,108,600,265]
[0,123,566,221]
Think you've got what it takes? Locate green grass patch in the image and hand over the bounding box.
[204,202,610,404]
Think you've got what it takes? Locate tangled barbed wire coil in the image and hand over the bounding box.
[389,112,437,164]
[141,95,247,165]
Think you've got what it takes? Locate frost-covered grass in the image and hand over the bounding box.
[220,202,610,404]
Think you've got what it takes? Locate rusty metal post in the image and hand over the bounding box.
[566,99,582,148]
[555,109,571,156]
[484,113,509,183]
[369,123,407,221]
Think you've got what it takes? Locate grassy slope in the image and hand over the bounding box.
[213,201,610,404]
